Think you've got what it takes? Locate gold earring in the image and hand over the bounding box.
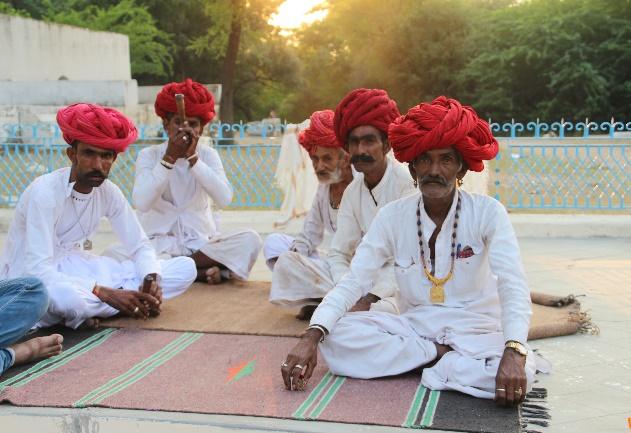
[457,178,463,187]
[414,179,418,188]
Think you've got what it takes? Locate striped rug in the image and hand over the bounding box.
[1,329,524,432]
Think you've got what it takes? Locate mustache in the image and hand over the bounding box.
[351,154,376,164]
[86,171,107,179]
[419,175,447,186]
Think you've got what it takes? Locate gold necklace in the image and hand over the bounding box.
[416,193,460,303]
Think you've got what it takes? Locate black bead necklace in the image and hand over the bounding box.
[416,192,461,303]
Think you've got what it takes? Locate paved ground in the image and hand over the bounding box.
[1,210,630,432]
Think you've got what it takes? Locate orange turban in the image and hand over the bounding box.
[333,88,400,145]
[298,110,340,154]
[56,103,137,153]
[154,78,215,125]
[388,96,498,172]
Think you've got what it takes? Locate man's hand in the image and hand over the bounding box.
[281,328,321,391]
[494,348,527,407]
[165,122,199,162]
[94,286,160,320]
[349,293,380,312]
[140,274,162,316]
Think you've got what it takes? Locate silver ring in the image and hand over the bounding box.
[281,362,289,368]
[293,364,304,370]
[182,136,189,142]
[133,307,140,314]
[496,388,506,392]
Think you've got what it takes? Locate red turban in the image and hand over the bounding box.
[388,96,498,172]
[298,110,340,154]
[56,103,137,153]
[154,78,215,125]
[333,88,400,145]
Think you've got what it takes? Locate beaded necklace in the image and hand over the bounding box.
[416,192,461,303]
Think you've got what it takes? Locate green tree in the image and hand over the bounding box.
[459,0,631,121]
[189,0,299,122]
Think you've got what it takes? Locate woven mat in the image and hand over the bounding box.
[0,329,527,433]
[104,282,586,340]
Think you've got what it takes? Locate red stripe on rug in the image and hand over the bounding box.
[1,329,184,407]
[96,333,329,418]
[317,373,421,425]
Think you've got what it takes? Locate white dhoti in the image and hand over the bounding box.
[263,233,320,270]
[197,230,262,280]
[271,251,398,313]
[319,309,537,399]
[105,230,262,281]
[37,253,196,329]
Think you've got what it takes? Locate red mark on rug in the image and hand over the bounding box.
[226,358,256,383]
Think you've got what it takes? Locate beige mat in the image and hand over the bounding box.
[104,282,592,340]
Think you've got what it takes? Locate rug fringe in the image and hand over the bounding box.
[569,310,600,335]
[521,387,550,432]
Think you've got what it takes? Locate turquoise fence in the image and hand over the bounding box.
[1,121,630,211]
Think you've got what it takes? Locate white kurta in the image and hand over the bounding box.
[270,158,416,307]
[0,167,197,329]
[310,190,536,399]
[131,142,262,280]
[263,183,338,269]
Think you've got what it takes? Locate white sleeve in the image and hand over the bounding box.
[190,149,233,208]
[132,147,172,212]
[292,191,325,256]
[326,190,361,283]
[311,209,393,332]
[108,185,161,279]
[483,201,532,344]
[23,190,96,293]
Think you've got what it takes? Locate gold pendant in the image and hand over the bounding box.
[83,239,93,250]
[430,283,445,303]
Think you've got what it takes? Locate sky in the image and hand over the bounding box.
[269,0,328,33]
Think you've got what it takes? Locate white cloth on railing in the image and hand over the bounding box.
[273,124,318,225]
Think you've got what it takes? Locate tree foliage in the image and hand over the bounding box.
[2,0,629,122]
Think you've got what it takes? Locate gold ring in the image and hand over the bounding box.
[496,388,506,392]
[514,388,523,395]
[133,307,140,314]
[293,364,304,370]
[281,362,289,368]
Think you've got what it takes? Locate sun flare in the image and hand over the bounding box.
[269,0,328,32]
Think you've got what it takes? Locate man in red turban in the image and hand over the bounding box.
[126,79,262,286]
[0,103,197,330]
[264,110,353,320]
[274,89,416,337]
[281,96,535,408]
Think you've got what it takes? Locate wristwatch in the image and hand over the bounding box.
[505,340,528,356]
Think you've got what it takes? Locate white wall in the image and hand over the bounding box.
[0,80,138,106]
[0,14,130,81]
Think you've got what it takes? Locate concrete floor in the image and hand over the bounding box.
[0,211,630,433]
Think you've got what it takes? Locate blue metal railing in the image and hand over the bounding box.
[1,121,630,211]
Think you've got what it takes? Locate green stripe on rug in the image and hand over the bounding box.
[402,382,428,427]
[308,375,346,419]
[73,332,201,407]
[0,329,115,389]
[418,389,440,428]
[293,371,334,419]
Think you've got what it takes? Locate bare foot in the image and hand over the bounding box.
[10,334,63,366]
[424,343,453,368]
[205,266,222,285]
[77,318,100,330]
[296,305,317,321]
